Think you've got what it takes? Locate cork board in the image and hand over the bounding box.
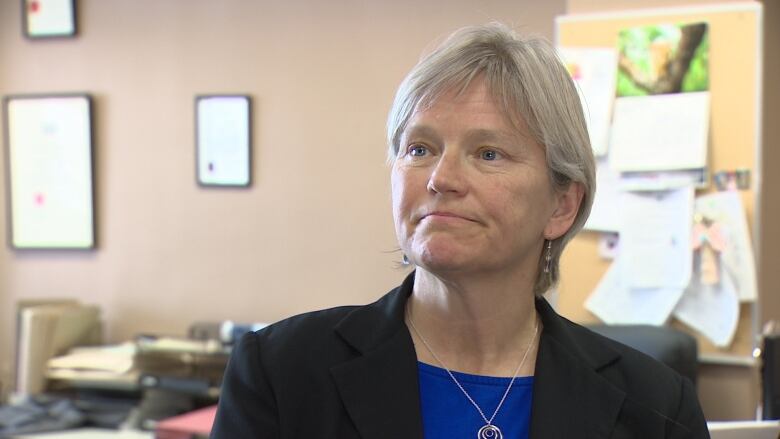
[555,3,762,359]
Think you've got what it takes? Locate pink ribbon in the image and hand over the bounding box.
[691,222,726,252]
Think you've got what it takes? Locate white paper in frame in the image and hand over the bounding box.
[4,95,95,249]
[23,0,77,38]
[196,95,251,187]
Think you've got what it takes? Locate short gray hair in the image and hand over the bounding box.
[387,22,596,295]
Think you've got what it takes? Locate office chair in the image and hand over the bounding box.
[587,324,699,386]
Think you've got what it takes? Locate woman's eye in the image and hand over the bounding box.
[480,149,500,161]
[409,145,428,157]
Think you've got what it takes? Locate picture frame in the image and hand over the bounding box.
[3,94,95,249]
[22,0,77,39]
[195,95,252,187]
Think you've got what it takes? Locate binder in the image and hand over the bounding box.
[763,333,780,420]
[15,301,101,397]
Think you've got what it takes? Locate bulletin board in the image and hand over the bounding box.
[555,3,762,360]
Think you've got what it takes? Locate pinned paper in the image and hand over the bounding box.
[558,47,618,157]
[584,156,622,232]
[674,263,739,347]
[693,191,757,301]
[619,168,708,191]
[598,233,619,260]
[610,22,710,173]
[692,216,726,285]
[585,260,684,326]
[619,187,694,290]
[609,93,710,172]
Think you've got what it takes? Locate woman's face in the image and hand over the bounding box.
[391,78,581,280]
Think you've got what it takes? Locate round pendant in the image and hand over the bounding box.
[478,424,503,439]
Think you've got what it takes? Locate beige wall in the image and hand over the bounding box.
[566,0,755,13]
[0,0,565,398]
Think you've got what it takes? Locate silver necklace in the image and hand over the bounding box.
[407,304,539,439]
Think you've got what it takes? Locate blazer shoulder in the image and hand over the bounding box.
[254,305,359,356]
[565,319,685,395]
[561,320,707,435]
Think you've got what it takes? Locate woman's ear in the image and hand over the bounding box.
[544,182,584,240]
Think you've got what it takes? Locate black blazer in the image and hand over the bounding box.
[212,273,710,438]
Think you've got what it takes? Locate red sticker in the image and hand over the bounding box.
[29,1,40,13]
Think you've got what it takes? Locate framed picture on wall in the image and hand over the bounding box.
[22,0,77,39]
[195,95,252,187]
[3,94,95,249]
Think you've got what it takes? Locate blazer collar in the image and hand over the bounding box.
[331,271,627,439]
[330,272,423,439]
[529,298,626,438]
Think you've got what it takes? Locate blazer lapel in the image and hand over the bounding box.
[529,299,626,439]
[330,273,424,439]
[328,278,626,439]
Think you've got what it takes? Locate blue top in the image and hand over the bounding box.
[417,361,534,439]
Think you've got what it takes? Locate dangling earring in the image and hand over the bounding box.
[543,240,552,274]
[401,254,411,266]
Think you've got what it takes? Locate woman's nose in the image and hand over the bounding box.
[427,152,467,195]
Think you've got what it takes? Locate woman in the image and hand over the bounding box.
[212,23,709,439]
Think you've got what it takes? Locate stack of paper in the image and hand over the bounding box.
[46,343,139,389]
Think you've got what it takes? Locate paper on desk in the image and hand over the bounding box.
[620,187,694,289]
[558,47,617,157]
[609,92,709,172]
[47,342,136,373]
[585,156,622,232]
[694,191,757,301]
[136,336,224,354]
[673,261,739,347]
[585,259,684,325]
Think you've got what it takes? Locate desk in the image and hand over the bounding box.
[12,429,152,439]
[708,420,780,439]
